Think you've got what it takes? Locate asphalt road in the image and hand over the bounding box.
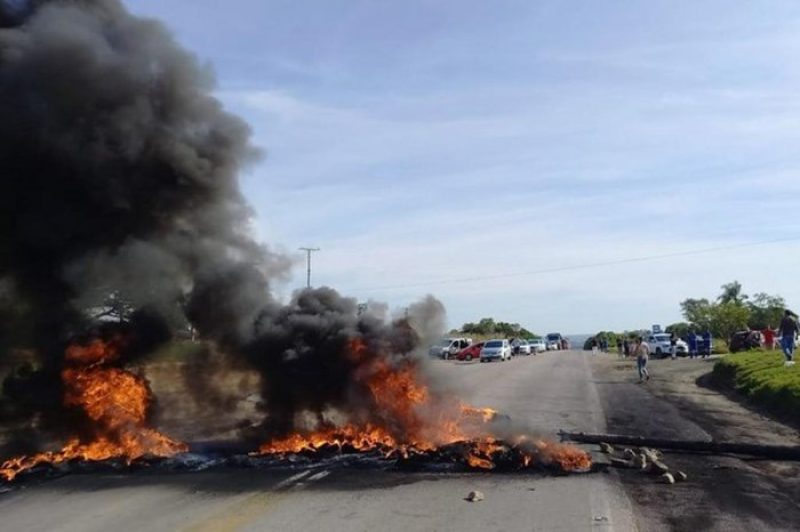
[591,355,800,531]
[0,351,637,532]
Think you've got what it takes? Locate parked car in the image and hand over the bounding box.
[428,337,472,359]
[646,333,688,358]
[546,333,563,350]
[480,339,511,362]
[455,342,484,361]
[528,338,546,353]
[516,339,532,356]
[509,338,533,356]
[729,330,762,353]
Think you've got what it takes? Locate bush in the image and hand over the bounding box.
[712,339,729,355]
[712,351,800,422]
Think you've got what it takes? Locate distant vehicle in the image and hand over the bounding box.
[729,331,762,353]
[455,341,484,361]
[646,333,688,358]
[510,337,527,356]
[516,339,532,356]
[428,337,472,359]
[480,339,511,362]
[546,333,563,350]
[528,338,546,353]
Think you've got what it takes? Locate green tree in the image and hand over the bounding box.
[665,322,692,338]
[718,281,747,305]
[680,298,714,330]
[709,302,751,342]
[459,318,534,338]
[583,331,620,350]
[747,293,786,330]
[477,317,496,335]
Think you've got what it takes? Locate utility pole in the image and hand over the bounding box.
[298,247,320,288]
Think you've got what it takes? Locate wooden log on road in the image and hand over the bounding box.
[559,431,800,461]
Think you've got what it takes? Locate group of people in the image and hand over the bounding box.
[590,335,651,382]
[626,308,800,382]
[590,336,610,355]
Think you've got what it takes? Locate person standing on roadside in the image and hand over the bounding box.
[701,331,712,359]
[762,326,776,351]
[616,336,624,359]
[635,336,650,382]
[687,332,697,359]
[591,337,599,356]
[669,333,678,360]
[778,310,799,367]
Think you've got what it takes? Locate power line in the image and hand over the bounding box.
[354,236,800,293]
[298,247,320,288]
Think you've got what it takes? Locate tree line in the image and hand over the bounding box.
[667,281,785,343]
[581,281,787,349]
[456,317,537,339]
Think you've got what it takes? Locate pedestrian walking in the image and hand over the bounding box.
[616,337,623,359]
[622,337,630,358]
[687,333,697,359]
[778,310,799,367]
[591,337,598,356]
[670,333,678,360]
[635,336,650,382]
[701,331,712,359]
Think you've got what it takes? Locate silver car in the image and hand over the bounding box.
[515,340,532,356]
[480,339,511,362]
[528,339,546,353]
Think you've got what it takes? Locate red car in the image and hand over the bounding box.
[455,342,484,362]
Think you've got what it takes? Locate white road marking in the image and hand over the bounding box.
[273,470,314,490]
[293,469,331,490]
[580,351,637,531]
[306,470,331,482]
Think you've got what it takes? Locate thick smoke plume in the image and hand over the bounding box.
[0,0,447,449]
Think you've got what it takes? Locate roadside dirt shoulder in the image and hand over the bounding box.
[590,356,800,532]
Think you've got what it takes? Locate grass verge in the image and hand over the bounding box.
[712,350,800,422]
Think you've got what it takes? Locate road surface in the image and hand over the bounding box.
[0,351,638,531]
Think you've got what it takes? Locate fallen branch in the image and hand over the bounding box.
[559,431,800,461]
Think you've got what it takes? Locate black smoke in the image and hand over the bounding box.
[241,289,442,441]
[0,0,446,451]
[0,0,288,359]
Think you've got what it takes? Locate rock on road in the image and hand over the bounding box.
[0,351,637,532]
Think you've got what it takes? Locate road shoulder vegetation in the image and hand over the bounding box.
[712,350,800,422]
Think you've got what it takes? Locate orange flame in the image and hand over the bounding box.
[258,337,591,473]
[1,337,186,482]
[533,439,593,472]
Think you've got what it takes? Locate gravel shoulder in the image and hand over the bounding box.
[591,354,800,531]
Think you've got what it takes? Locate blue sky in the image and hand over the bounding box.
[127,0,800,334]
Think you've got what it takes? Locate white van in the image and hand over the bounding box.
[428,338,472,359]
